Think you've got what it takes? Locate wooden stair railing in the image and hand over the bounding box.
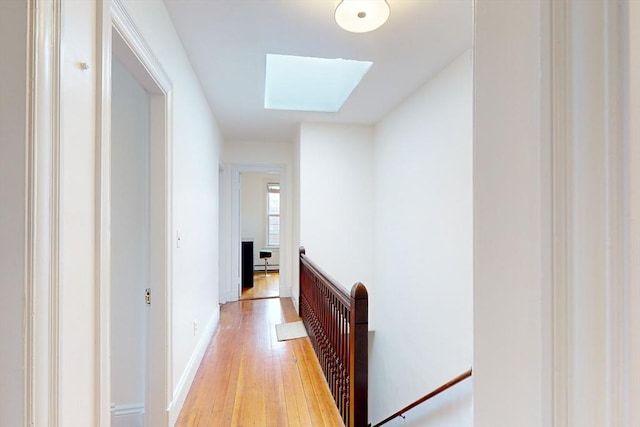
[370,368,473,427]
[299,247,368,427]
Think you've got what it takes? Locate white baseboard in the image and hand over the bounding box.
[167,308,220,426]
[111,403,144,427]
[111,402,145,417]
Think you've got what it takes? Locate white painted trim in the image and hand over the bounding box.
[148,89,174,427]
[603,2,625,425]
[110,403,145,417]
[162,90,175,414]
[25,0,62,425]
[167,309,219,427]
[95,1,112,426]
[97,1,174,426]
[550,2,572,424]
[549,1,572,424]
[110,0,171,93]
[539,2,554,426]
[218,164,231,303]
[550,1,629,426]
[624,1,640,424]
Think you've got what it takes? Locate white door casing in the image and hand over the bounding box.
[25,0,62,425]
[96,0,173,425]
[228,164,290,303]
[550,1,635,425]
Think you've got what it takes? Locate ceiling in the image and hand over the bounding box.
[163,0,472,143]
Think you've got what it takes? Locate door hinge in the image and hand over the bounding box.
[145,288,151,305]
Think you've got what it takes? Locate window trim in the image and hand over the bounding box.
[266,182,280,247]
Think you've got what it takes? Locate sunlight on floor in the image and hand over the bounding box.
[240,271,279,300]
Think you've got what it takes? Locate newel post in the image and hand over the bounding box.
[349,282,368,427]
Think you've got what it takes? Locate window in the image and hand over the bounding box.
[267,183,280,247]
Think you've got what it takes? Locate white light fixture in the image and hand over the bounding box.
[335,0,390,33]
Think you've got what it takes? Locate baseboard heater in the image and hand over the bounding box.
[253,264,279,271]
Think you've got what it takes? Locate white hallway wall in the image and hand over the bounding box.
[297,50,472,427]
[474,2,548,423]
[0,0,27,426]
[56,1,98,422]
[298,123,375,298]
[474,1,549,425]
[369,50,473,426]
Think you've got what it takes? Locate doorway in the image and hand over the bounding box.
[110,55,150,427]
[239,172,281,300]
[104,19,172,426]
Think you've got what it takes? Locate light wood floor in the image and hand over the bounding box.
[175,297,344,427]
[240,271,280,300]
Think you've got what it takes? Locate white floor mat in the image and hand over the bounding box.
[275,320,308,341]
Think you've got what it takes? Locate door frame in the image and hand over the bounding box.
[226,164,290,302]
[626,2,640,424]
[96,0,174,425]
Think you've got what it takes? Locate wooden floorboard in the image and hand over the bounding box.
[240,272,280,300]
[175,297,344,427]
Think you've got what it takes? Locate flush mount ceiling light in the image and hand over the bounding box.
[335,0,390,33]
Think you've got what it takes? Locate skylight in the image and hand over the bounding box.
[264,54,372,113]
